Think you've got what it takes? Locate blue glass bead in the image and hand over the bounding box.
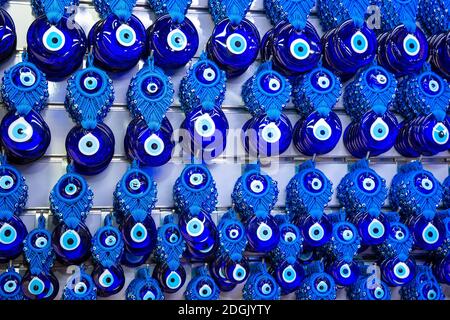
[0,8,16,62]
[153,263,186,293]
[65,123,115,176]
[242,113,292,157]
[381,257,416,287]
[272,260,305,294]
[224,257,249,284]
[262,21,322,77]
[89,14,146,72]
[429,32,450,80]
[432,256,450,285]
[27,16,87,80]
[121,214,157,256]
[322,21,377,80]
[0,269,22,299]
[147,15,199,70]
[52,222,92,265]
[326,260,359,287]
[353,212,389,246]
[180,105,229,159]
[207,18,260,77]
[124,116,174,167]
[209,258,237,292]
[377,25,428,76]
[295,214,332,249]
[293,111,342,156]
[121,250,150,268]
[407,215,445,250]
[245,215,280,253]
[0,109,51,164]
[21,271,59,300]
[417,114,450,156]
[0,215,28,263]
[91,264,125,297]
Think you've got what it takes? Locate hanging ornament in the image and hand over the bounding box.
[179,53,229,159]
[0,266,23,300]
[375,212,415,286]
[343,62,399,158]
[268,215,304,295]
[0,157,28,263]
[337,159,390,246]
[242,262,280,300]
[125,56,175,167]
[292,64,342,156]
[400,265,444,300]
[394,64,450,157]
[323,211,361,287]
[185,265,219,300]
[207,0,260,77]
[231,163,280,253]
[113,161,158,267]
[28,0,87,80]
[210,209,248,291]
[22,215,59,300]
[389,161,445,250]
[65,54,115,175]
[317,0,377,80]
[126,266,164,300]
[147,0,198,70]
[376,0,428,76]
[0,0,16,62]
[62,265,97,300]
[153,214,187,293]
[0,52,50,164]
[286,160,333,249]
[262,0,321,76]
[241,61,293,157]
[91,214,125,297]
[348,264,391,300]
[173,163,219,260]
[50,165,93,265]
[90,0,146,72]
[296,261,336,300]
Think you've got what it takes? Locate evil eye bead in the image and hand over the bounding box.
[381,257,415,287]
[52,222,92,265]
[0,223,17,245]
[298,215,332,248]
[403,34,421,57]
[167,29,187,51]
[26,16,87,80]
[259,72,283,94]
[60,229,81,251]
[246,215,280,253]
[11,66,38,88]
[141,75,165,99]
[414,173,435,194]
[327,260,359,286]
[92,264,125,297]
[257,278,276,297]
[186,218,205,238]
[308,223,325,242]
[57,175,85,200]
[351,31,369,54]
[23,274,55,300]
[368,219,385,239]
[432,122,449,145]
[225,223,244,241]
[370,118,390,141]
[357,172,380,194]
[0,216,28,263]
[355,213,389,245]
[165,271,183,290]
[121,214,157,256]
[420,73,443,96]
[195,62,219,85]
[245,173,269,195]
[365,67,389,91]
[336,224,356,243]
[0,8,17,62]
[274,261,304,294]
[0,168,18,194]
[230,263,248,283]
[197,282,213,298]
[0,110,51,164]
[89,14,146,72]
[153,263,186,293]
[29,230,50,250]
[393,262,411,280]
[123,170,150,196]
[78,70,104,95]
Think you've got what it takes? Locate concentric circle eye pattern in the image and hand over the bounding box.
[357,172,379,193]
[167,29,187,51]
[0,170,16,193]
[259,73,282,94]
[74,281,88,295]
[33,233,49,249]
[315,279,329,293]
[245,173,268,195]
[259,280,273,295]
[226,33,247,55]
[144,134,165,156]
[282,265,297,283]
[337,224,355,242]
[60,229,81,251]
[195,63,218,85]
[198,283,213,297]
[432,122,449,145]
[303,171,325,193]
[116,24,136,47]
[422,222,439,244]
[80,71,103,94]
[311,71,332,92]
[282,228,297,243]
[366,68,389,91]
[99,269,115,288]
[261,122,281,143]
[370,118,390,141]
[308,222,325,241]
[421,74,442,96]
[59,176,83,199]
[141,76,164,99]
[186,218,205,237]
[368,219,385,239]
[8,117,33,143]
[312,118,332,141]
[194,114,216,138]
[256,222,273,241]
[100,230,118,247]
[414,173,435,194]
[43,26,66,51]
[28,277,45,295]
[393,262,410,279]
[3,280,18,293]
[166,271,182,289]
[130,223,148,243]
[12,66,37,88]
[351,31,368,54]
[125,171,149,195]
[184,167,209,189]
[164,226,180,244]
[226,224,242,240]
[0,223,17,245]
[290,38,311,60]
[403,34,420,56]
[78,133,100,156]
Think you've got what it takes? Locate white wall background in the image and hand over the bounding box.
[0,0,449,300]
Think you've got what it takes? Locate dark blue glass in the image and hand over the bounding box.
[89,14,146,72]
[121,250,150,267]
[0,269,22,299]
[207,18,260,77]
[352,212,389,246]
[209,258,237,292]
[381,257,415,287]
[153,263,186,293]
[0,109,51,164]
[124,116,174,167]
[261,21,322,77]
[432,256,450,285]
[272,260,305,294]
[0,215,28,263]
[21,271,59,300]
[180,105,229,159]
[0,8,16,62]
[242,113,292,157]
[406,215,445,250]
[377,25,428,76]
[121,214,157,256]
[65,123,115,175]
[52,222,92,265]
[293,111,342,156]
[429,32,450,80]
[294,214,332,249]
[224,257,249,284]
[147,14,198,70]
[245,215,280,253]
[91,264,125,297]
[326,260,359,287]
[27,16,87,80]
[322,20,377,80]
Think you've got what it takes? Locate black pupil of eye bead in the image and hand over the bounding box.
[202,290,208,294]
[298,47,304,52]
[124,33,130,39]
[33,285,39,291]
[314,230,319,235]
[151,143,158,150]
[52,37,58,44]
[88,80,93,85]
[67,238,74,245]
[267,132,273,138]
[343,268,348,274]
[8,283,13,288]
[287,271,292,276]
[207,73,212,78]
[24,77,30,82]
[287,237,293,242]
[235,41,241,47]
[428,231,433,237]
[320,130,325,135]
[5,181,10,185]
[410,43,415,49]
[86,141,93,148]
[4,230,11,237]
[137,231,142,237]
[378,128,383,133]
[170,278,175,282]
[366,182,372,187]
[357,40,362,46]
[17,128,24,135]
[106,277,112,283]
[263,230,268,235]
[193,224,198,229]
[373,228,379,234]
[202,125,208,131]
[439,131,445,138]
